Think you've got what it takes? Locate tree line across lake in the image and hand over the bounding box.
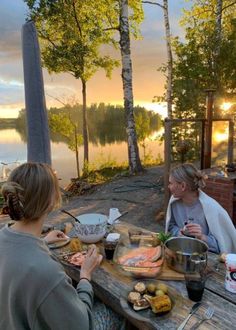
[5,103,162,147]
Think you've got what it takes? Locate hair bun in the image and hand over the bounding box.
[1,182,25,220]
[194,171,207,189]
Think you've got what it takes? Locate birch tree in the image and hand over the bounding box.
[119,0,143,173]
[142,0,173,203]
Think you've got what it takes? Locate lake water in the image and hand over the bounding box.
[0,128,164,187]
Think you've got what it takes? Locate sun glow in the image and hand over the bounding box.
[136,101,167,118]
[213,130,228,143]
[221,102,232,111]
[0,106,21,118]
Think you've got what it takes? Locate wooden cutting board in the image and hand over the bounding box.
[158,260,185,281]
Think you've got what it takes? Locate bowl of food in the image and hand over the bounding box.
[74,213,108,243]
[164,237,208,273]
[114,234,164,278]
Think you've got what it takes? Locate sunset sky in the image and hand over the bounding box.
[0,0,190,118]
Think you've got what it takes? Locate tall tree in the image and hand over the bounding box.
[49,113,83,177]
[142,0,173,203]
[24,0,119,171]
[119,0,143,173]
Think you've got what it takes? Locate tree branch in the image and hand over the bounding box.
[142,1,164,9]
[222,1,236,12]
[72,0,83,38]
[45,92,67,106]
[37,30,58,49]
[103,26,119,31]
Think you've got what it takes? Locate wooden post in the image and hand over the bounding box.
[203,89,215,169]
[22,21,51,164]
[200,120,205,170]
[164,119,171,209]
[228,119,234,164]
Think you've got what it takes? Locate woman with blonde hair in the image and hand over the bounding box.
[166,163,236,253]
[0,162,121,330]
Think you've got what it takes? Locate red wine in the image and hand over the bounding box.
[186,281,205,302]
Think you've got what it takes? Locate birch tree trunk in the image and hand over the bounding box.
[163,0,173,119]
[215,0,223,92]
[119,0,143,174]
[82,79,89,169]
[163,0,173,207]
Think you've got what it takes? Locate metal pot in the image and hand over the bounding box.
[164,237,208,273]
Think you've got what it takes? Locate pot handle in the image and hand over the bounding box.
[190,254,207,265]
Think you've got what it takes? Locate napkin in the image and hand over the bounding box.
[108,208,121,225]
[106,233,120,242]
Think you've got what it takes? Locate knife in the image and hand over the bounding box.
[177,302,201,330]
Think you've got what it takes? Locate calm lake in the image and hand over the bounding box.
[0,128,164,187]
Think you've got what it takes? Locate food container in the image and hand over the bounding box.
[113,233,164,278]
[225,254,236,293]
[164,237,208,273]
[74,213,107,243]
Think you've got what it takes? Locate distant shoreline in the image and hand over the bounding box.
[0,119,16,129]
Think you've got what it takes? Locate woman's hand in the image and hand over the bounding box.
[185,223,206,241]
[80,245,103,281]
[44,230,69,244]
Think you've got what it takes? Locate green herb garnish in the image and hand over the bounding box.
[157,232,172,244]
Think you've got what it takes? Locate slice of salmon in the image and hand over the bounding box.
[118,246,162,267]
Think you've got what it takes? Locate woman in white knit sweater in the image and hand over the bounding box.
[166,163,236,253]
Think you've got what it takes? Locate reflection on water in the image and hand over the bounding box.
[0,128,164,187]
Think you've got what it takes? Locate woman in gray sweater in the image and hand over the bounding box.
[0,162,120,330]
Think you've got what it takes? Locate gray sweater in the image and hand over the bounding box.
[0,226,94,330]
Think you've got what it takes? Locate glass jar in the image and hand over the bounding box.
[225,254,236,293]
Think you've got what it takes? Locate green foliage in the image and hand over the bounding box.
[82,155,129,183]
[0,119,16,129]
[160,0,236,162]
[172,0,236,114]
[24,0,120,82]
[15,104,162,147]
[49,113,83,152]
[15,109,28,143]
[157,232,172,244]
[135,110,151,142]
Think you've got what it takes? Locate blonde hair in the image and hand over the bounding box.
[1,162,61,221]
[170,163,206,191]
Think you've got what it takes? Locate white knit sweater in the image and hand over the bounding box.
[165,190,236,253]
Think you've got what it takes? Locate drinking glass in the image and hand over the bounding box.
[185,271,206,302]
[103,239,118,260]
[183,218,195,238]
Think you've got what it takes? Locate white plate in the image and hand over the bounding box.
[48,238,71,249]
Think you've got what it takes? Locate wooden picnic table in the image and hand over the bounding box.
[55,221,236,330]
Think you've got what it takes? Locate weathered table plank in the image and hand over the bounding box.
[205,253,236,305]
[56,222,236,330]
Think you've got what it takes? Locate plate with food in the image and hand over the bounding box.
[48,238,71,249]
[120,280,183,323]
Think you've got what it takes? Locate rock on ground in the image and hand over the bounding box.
[50,165,166,232]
